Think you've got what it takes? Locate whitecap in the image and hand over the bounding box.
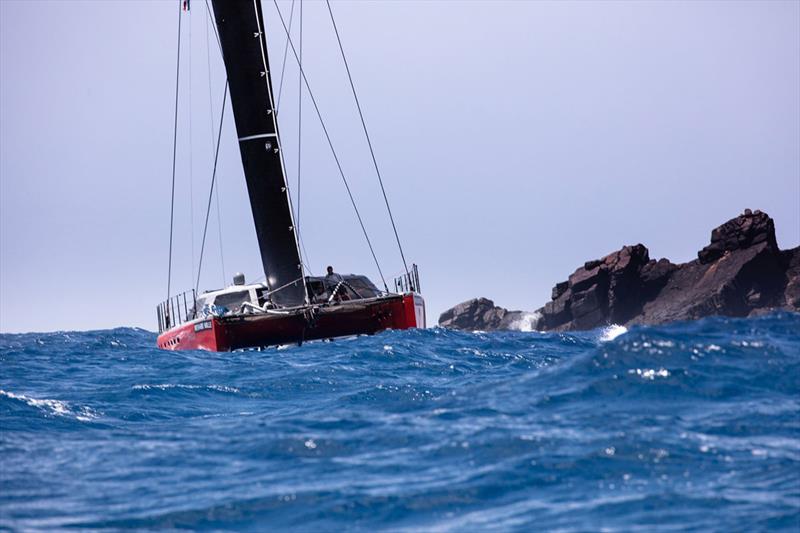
[506,311,542,332]
[207,385,240,393]
[132,384,240,393]
[600,324,628,342]
[0,389,98,421]
[628,368,670,380]
[132,383,200,391]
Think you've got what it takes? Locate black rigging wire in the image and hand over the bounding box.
[325,0,410,280]
[271,0,389,291]
[166,0,183,301]
[195,81,229,294]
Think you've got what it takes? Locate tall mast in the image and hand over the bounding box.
[210,0,307,307]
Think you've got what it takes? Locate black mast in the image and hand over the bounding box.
[211,0,306,307]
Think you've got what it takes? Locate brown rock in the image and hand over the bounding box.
[438,298,510,331]
[569,264,606,293]
[439,210,799,332]
[782,248,800,310]
[551,281,569,301]
[698,210,777,264]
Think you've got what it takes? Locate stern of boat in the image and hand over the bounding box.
[395,264,425,328]
[156,290,230,351]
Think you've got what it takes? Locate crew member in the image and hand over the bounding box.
[325,266,345,301]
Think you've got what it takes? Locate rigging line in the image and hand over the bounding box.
[188,8,196,292]
[275,0,296,114]
[214,169,227,284]
[205,5,226,285]
[203,0,228,285]
[296,0,302,247]
[167,0,183,302]
[203,0,223,54]
[205,13,215,138]
[291,0,314,272]
[266,12,313,275]
[196,81,229,295]
[271,0,389,291]
[325,0,410,279]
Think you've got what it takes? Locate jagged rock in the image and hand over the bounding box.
[571,283,604,320]
[569,263,606,293]
[543,288,571,328]
[439,210,800,332]
[438,298,510,331]
[783,248,800,309]
[698,209,777,264]
[605,245,651,323]
[551,281,569,301]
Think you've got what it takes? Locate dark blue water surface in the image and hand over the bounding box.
[1,314,799,531]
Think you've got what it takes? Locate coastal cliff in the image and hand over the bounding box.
[439,210,800,331]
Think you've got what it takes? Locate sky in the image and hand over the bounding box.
[1,0,798,333]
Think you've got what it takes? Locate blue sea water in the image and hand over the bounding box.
[1,314,798,532]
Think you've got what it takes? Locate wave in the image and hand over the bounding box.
[505,312,543,332]
[0,389,98,421]
[599,324,628,342]
[131,383,240,394]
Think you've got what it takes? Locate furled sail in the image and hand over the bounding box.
[211,0,306,307]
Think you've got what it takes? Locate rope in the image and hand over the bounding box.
[296,0,303,252]
[166,0,183,302]
[188,8,196,291]
[286,1,314,273]
[205,8,226,285]
[275,0,296,114]
[203,0,222,53]
[265,275,305,297]
[195,81,228,294]
[325,0,410,279]
[271,0,389,292]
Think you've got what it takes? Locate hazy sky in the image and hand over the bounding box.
[1,0,798,333]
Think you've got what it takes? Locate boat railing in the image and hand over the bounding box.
[156,289,197,333]
[393,263,421,294]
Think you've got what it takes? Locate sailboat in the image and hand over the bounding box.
[156,0,425,351]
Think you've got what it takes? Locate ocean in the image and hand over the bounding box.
[1,313,798,531]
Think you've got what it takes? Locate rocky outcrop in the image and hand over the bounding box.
[438,298,526,331]
[439,210,800,331]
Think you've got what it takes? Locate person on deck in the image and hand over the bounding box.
[325,266,345,301]
[325,266,343,284]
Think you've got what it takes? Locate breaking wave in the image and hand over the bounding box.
[0,389,98,422]
[505,311,543,332]
[599,323,628,341]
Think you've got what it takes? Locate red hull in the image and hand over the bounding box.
[157,293,424,351]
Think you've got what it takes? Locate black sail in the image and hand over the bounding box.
[211,0,306,307]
